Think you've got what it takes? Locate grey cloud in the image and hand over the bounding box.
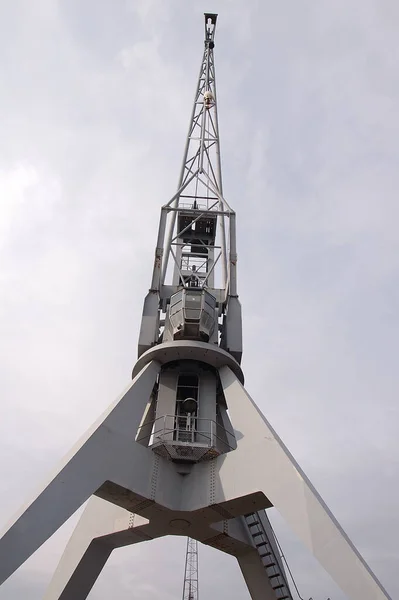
[0,0,398,598]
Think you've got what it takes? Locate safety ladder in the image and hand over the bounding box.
[244,512,293,600]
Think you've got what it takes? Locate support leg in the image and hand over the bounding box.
[237,550,278,600]
[0,361,160,586]
[43,496,157,600]
[46,540,111,600]
[217,366,392,600]
[43,497,124,600]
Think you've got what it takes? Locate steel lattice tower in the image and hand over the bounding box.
[182,538,199,600]
[0,13,393,600]
[161,12,228,293]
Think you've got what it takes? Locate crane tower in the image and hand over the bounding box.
[0,13,393,600]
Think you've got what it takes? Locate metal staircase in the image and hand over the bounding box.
[245,512,293,600]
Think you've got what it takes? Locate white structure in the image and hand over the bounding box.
[0,14,392,600]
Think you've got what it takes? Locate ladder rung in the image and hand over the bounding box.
[263,561,276,568]
[247,520,260,527]
[272,584,285,590]
[269,573,281,580]
[252,532,264,538]
[259,551,271,558]
[255,541,267,548]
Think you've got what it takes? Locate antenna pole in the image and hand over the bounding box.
[182,538,199,600]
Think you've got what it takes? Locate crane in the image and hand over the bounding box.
[0,13,391,600]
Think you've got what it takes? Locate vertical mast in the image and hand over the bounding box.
[182,538,199,600]
[139,12,242,365]
[161,13,227,292]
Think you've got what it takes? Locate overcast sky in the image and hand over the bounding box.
[0,0,398,598]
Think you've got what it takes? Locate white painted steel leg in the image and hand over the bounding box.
[217,366,392,600]
[44,496,157,600]
[44,496,124,600]
[237,550,278,600]
[0,361,160,586]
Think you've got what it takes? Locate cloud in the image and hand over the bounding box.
[0,0,398,599]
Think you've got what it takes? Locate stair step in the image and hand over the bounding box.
[246,511,292,599]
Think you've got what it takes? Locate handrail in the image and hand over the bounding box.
[136,414,235,450]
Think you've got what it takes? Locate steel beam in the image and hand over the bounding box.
[217,365,392,600]
[0,361,160,585]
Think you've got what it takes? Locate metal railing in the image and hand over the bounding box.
[136,414,235,461]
